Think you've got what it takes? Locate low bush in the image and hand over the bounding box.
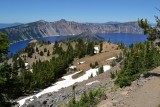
[67,88,106,107]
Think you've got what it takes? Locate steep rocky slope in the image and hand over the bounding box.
[0,19,143,43]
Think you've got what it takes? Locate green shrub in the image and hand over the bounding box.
[90,63,93,68]
[111,59,116,67]
[116,76,131,88]
[89,73,93,78]
[95,61,99,67]
[110,72,116,79]
[115,41,160,88]
[67,88,105,107]
[90,62,99,69]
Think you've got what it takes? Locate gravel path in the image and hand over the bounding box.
[98,67,160,107]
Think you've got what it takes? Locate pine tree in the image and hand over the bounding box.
[0,33,9,62]
[0,33,21,106]
[40,51,44,56]
[100,42,103,53]
[98,66,104,74]
[95,61,99,67]
[36,47,39,52]
[72,85,76,104]
[47,50,50,56]
[44,48,47,52]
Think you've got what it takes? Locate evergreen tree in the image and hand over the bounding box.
[115,41,160,87]
[97,66,104,74]
[44,48,47,52]
[53,40,59,54]
[110,72,116,79]
[36,47,39,52]
[86,41,94,55]
[13,61,18,71]
[40,51,44,56]
[138,19,157,41]
[72,85,76,104]
[111,59,116,67]
[47,50,50,56]
[0,33,9,62]
[99,42,103,53]
[0,33,21,106]
[95,61,99,67]
[90,63,93,68]
[18,57,25,69]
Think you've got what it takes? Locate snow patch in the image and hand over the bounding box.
[86,80,100,85]
[25,63,28,67]
[69,66,77,69]
[106,57,116,61]
[17,65,111,106]
[77,61,85,64]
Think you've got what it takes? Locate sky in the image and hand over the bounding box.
[0,0,160,23]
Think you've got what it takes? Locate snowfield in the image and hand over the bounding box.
[18,65,111,106]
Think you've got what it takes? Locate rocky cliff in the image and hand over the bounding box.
[0,19,143,43]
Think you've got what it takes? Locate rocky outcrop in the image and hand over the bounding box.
[19,82,102,107]
[0,19,143,43]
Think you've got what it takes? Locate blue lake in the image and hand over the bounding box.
[8,33,147,54]
[8,36,68,55]
[98,33,147,46]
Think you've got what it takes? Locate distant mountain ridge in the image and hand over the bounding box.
[0,23,23,29]
[84,21,121,25]
[0,19,143,43]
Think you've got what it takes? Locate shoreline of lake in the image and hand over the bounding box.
[8,33,147,55]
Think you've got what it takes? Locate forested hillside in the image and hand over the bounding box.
[0,34,104,106]
[115,17,160,87]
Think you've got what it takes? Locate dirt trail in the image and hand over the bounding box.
[98,67,160,107]
[121,75,160,107]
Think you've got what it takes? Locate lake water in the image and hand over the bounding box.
[98,33,147,46]
[8,33,147,54]
[8,36,68,55]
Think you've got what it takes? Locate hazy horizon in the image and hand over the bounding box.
[0,19,139,24]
